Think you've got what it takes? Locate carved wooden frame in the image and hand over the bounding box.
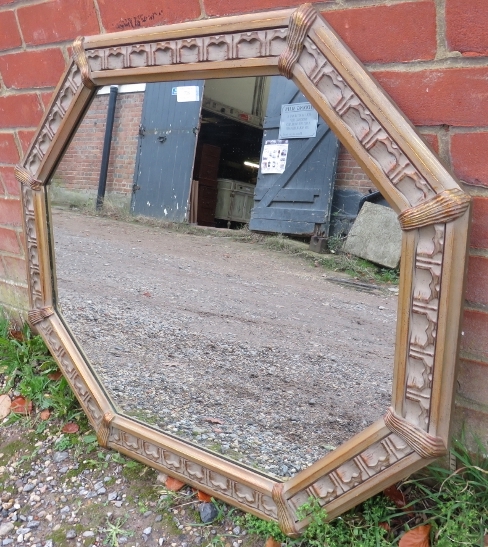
[18,4,470,536]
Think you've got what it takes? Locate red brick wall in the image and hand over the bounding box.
[55,92,143,194]
[335,147,375,194]
[0,0,487,442]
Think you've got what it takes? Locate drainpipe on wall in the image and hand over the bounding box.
[96,85,119,211]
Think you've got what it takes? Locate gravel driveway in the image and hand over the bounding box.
[51,208,396,479]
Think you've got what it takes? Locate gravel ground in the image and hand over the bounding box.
[52,208,397,479]
[0,421,258,547]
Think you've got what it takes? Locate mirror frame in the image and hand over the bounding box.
[16,4,471,536]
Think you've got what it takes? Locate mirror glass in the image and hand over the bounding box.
[48,76,397,479]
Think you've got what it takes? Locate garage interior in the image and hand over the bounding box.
[189,77,269,227]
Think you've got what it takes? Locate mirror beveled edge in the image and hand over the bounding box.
[15,3,471,537]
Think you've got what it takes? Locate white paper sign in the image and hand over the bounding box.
[176,86,200,102]
[260,140,289,174]
[279,102,318,139]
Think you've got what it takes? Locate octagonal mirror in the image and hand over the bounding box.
[47,73,398,482]
[18,4,471,536]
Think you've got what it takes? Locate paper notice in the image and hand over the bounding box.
[176,86,200,102]
[260,140,289,174]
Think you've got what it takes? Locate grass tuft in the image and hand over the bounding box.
[0,313,82,422]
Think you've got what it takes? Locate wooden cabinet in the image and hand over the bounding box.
[215,179,255,224]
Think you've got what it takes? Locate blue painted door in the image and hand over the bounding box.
[249,77,339,235]
[131,81,204,221]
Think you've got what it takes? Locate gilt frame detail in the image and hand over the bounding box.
[18,4,470,536]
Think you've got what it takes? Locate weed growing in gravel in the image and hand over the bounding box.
[54,435,76,451]
[155,486,196,512]
[102,516,134,547]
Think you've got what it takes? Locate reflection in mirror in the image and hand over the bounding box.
[48,76,397,479]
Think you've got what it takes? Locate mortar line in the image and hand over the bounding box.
[91,0,105,34]
[434,0,450,60]
[367,56,488,72]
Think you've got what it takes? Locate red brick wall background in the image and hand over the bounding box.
[55,92,143,194]
[335,148,375,194]
[0,0,487,442]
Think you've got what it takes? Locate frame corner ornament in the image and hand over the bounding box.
[97,412,115,447]
[272,483,300,537]
[384,408,447,459]
[398,188,471,231]
[278,3,317,79]
[28,307,55,326]
[15,165,43,191]
[72,36,96,89]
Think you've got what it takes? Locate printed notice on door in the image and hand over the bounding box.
[279,102,318,139]
[176,86,200,102]
[260,140,288,174]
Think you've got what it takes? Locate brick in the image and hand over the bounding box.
[462,309,488,360]
[451,132,488,187]
[0,49,66,89]
[0,226,20,254]
[457,357,488,407]
[17,130,36,155]
[452,405,488,449]
[0,133,20,163]
[373,67,488,127]
[0,167,19,196]
[0,94,44,128]
[0,0,16,5]
[419,132,439,154]
[205,0,329,17]
[165,477,185,491]
[323,2,436,64]
[2,255,26,283]
[98,0,201,32]
[0,198,22,226]
[196,490,212,503]
[41,92,55,110]
[446,0,488,56]
[0,280,29,309]
[470,197,488,250]
[18,0,100,46]
[0,11,22,50]
[466,255,488,307]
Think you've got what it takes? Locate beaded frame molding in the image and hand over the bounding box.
[18,4,470,536]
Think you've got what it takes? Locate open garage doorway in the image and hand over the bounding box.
[131,76,340,235]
